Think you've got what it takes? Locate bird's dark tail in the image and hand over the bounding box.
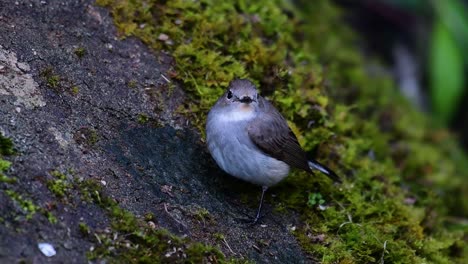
[308,160,341,183]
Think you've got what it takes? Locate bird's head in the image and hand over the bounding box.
[218,79,259,111]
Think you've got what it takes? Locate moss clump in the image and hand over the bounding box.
[137,113,149,124]
[46,170,71,198]
[77,179,230,263]
[191,207,214,226]
[128,79,138,89]
[0,160,14,184]
[1,137,57,224]
[0,173,16,184]
[71,86,80,95]
[144,212,154,221]
[306,192,325,208]
[74,47,87,58]
[74,127,99,147]
[5,190,40,220]
[0,133,15,156]
[3,176,58,224]
[5,168,59,224]
[40,67,61,89]
[98,0,468,262]
[79,222,90,235]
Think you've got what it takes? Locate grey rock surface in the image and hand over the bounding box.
[0,0,310,263]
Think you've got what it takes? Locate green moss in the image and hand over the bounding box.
[214,233,225,241]
[5,190,40,220]
[0,136,57,224]
[0,160,11,171]
[0,133,15,156]
[74,127,99,147]
[40,67,61,89]
[46,170,71,198]
[45,211,58,224]
[137,113,149,124]
[87,131,98,146]
[144,212,154,221]
[74,47,87,58]
[71,86,80,95]
[48,75,60,88]
[76,179,231,263]
[79,222,90,235]
[307,193,325,208]
[128,79,138,88]
[98,0,468,262]
[191,207,214,226]
[3,188,57,224]
[0,174,16,184]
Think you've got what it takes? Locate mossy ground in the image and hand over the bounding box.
[97,0,468,262]
[1,134,57,223]
[2,132,230,262]
[75,178,229,263]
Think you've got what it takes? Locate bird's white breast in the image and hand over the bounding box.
[206,106,290,187]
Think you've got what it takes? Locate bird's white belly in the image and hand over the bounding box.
[207,118,290,187]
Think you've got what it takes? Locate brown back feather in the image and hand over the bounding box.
[247,97,311,172]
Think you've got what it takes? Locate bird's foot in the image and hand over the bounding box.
[234,216,261,226]
[234,212,267,226]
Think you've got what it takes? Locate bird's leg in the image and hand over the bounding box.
[234,186,268,225]
[252,186,268,224]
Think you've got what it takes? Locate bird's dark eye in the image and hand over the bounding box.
[227,90,233,99]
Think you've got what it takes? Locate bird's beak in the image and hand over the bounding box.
[239,96,255,104]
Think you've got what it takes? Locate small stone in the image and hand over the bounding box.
[15,107,21,113]
[175,19,182,25]
[63,241,73,250]
[100,180,107,186]
[318,204,328,211]
[148,221,156,229]
[158,33,169,41]
[16,62,30,72]
[38,243,56,257]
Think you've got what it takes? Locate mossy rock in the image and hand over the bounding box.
[97,0,468,262]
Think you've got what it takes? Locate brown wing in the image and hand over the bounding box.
[247,97,311,172]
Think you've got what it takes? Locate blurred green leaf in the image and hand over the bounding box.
[430,21,465,124]
[433,0,468,57]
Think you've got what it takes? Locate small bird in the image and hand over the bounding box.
[206,79,340,223]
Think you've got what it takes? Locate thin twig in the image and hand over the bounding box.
[380,240,388,264]
[223,237,236,255]
[161,73,171,83]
